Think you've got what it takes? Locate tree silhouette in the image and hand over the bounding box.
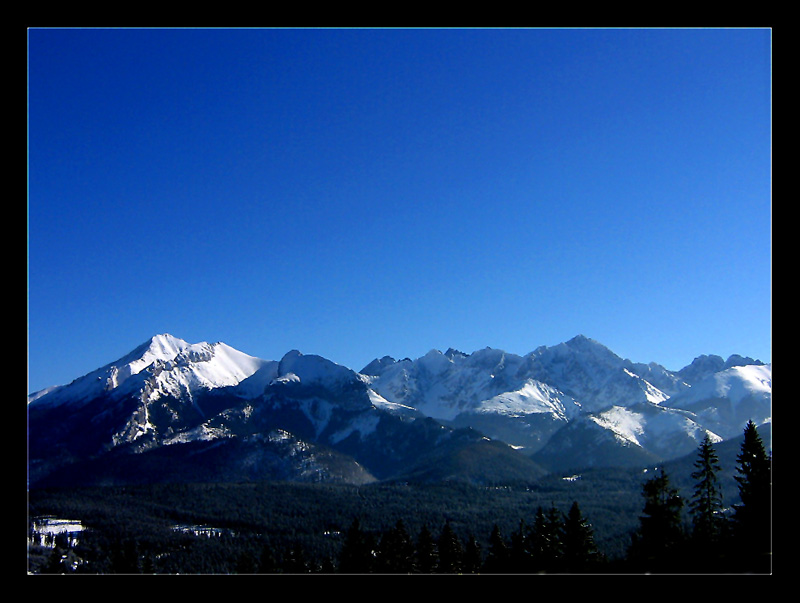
[338,518,374,573]
[414,525,438,573]
[436,520,463,573]
[733,420,771,572]
[375,519,414,573]
[462,533,482,573]
[630,467,684,572]
[482,524,508,573]
[528,505,563,572]
[562,501,600,572]
[689,434,725,548]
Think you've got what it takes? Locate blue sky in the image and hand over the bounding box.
[27,27,771,393]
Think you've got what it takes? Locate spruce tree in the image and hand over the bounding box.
[338,518,374,573]
[436,520,463,573]
[414,525,438,574]
[733,420,771,572]
[529,505,563,572]
[631,467,685,572]
[562,501,600,573]
[375,519,415,573]
[509,519,530,573]
[462,534,482,574]
[689,434,725,549]
[482,524,508,573]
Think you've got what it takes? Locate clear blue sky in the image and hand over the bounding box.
[27,27,772,394]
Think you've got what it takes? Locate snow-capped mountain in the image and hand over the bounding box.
[27,333,770,487]
[362,335,770,470]
[27,333,270,408]
[28,337,545,487]
[666,363,772,440]
[361,346,582,422]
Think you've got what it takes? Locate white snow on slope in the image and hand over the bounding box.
[28,334,271,407]
[476,379,581,420]
[588,403,722,453]
[668,363,772,410]
[590,406,646,446]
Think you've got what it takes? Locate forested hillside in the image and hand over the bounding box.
[28,422,771,574]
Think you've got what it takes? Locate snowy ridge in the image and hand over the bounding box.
[589,406,645,447]
[28,334,270,407]
[475,379,581,420]
[365,336,674,422]
[29,332,771,481]
[276,349,357,387]
[669,363,772,409]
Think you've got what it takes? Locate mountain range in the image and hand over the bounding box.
[27,334,771,488]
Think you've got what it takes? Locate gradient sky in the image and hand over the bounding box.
[27,27,772,394]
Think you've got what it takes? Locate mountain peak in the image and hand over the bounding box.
[277,349,355,385]
[565,334,606,350]
[360,356,397,376]
[444,348,469,360]
[29,334,268,407]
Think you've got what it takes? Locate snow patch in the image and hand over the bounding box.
[590,406,645,446]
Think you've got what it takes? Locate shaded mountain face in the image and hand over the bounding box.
[28,336,546,487]
[28,334,770,487]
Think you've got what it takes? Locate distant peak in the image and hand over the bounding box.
[360,355,397,376]
[725,354,765,369]
[123,333,190,363]
[144,333,191,351]
[150,333,185,343]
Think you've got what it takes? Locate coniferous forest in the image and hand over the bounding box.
[27,422,771,574]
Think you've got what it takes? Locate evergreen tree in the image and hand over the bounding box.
[508,519,530,573]
[562,501,600,573]
[436,520,463,573]
[338,518,374,573]
[482,524,508,573]
[235,550,260,574]
[462,534,483,574]
[414,525,438,574]
[375,519,415,573]
[631,467,685,572]
[257,542,277,573]
[529,505,563,572]
[733,420,771,572]
[110,537,142,574]
[282,542,309,574]
[528,507,549,572]
[689,434,725,548]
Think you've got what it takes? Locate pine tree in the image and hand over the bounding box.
[733,420,771,572]
[436,520,463,573]
[257,541,277,573]
[338,518,374,573]
[375,519,415,573]
[529,506,563,572]
[689,434,725,548]
[562,501,600,573]
[282,542,309,574]
[508,519,530,573]
[414,525,438,574]
[631,467,685,572]
[482,524,508,573]
[462,534,482,574]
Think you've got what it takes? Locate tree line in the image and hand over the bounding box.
[627,420,771,573]
[30,421,771,574]
[333,498,601,574]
